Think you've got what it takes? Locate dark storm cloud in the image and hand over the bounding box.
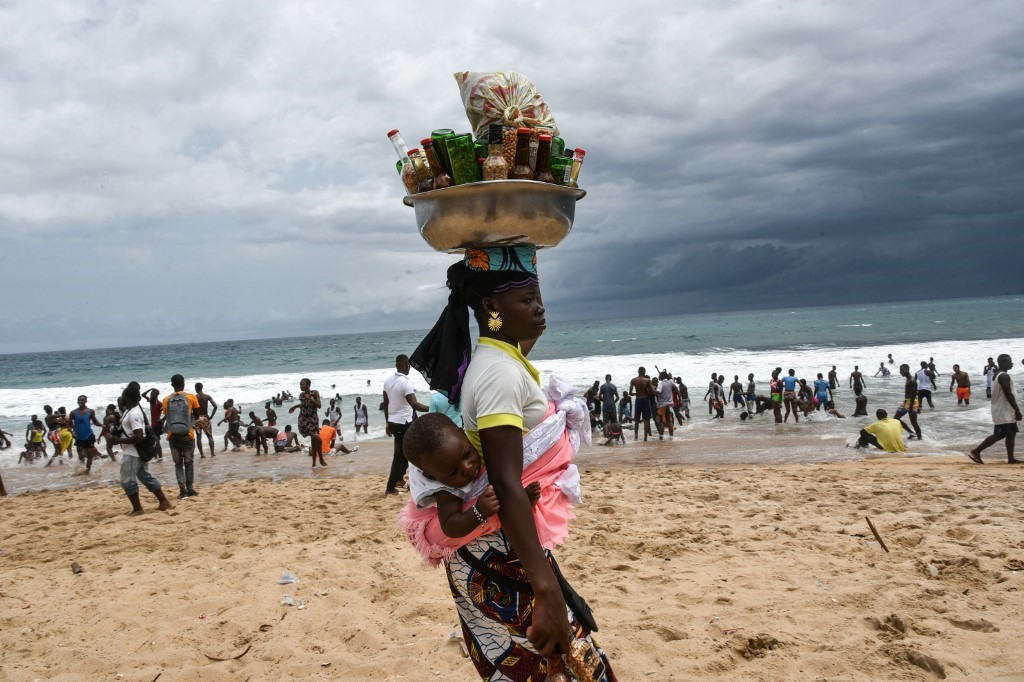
[0,0,1022,352]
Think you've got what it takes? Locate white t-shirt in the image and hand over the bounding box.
[119,405,145,458]
[915,369,933,391]
[383,372,417,424]
[461,341,547,454]
[656,380,674,408]
[991,372,1018,425]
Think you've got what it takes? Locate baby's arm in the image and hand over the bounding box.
[436,486,500,538]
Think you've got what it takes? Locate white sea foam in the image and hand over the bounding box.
[2,337,1022,468]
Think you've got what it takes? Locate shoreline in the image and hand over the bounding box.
[2,438,1022,679]
[0,424,986,498]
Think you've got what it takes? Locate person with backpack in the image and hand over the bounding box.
[112,383,173,515]
[71,395,110,473]
[161,374,202,499]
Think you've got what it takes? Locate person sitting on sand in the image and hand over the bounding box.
[600,415,626,445]
[403,413,541,539]
[856,409,906,453]
[273,425,303,453]
[319,418,358,456]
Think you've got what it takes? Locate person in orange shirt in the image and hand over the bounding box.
[161,374,202,499]
[319,419,337,459]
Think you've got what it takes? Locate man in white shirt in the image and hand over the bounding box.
[915,361,937,409]
[968,354,1021,464]
[383,354,429,496]
[112,383,174,515]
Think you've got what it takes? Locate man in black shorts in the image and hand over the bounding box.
[70,395,108,473]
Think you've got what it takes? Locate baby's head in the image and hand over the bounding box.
[403,413,480,488]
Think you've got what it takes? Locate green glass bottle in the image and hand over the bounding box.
[445,133,481,184]
[430,129,455,176]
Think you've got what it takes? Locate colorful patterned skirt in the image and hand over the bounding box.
[445,531,616,681]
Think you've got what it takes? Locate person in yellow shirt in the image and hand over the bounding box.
[857,409,907,453]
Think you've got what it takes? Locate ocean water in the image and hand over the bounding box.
[2,295,1023,485]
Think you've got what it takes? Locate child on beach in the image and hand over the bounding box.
[402,413,540,539]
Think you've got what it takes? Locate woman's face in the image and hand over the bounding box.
[487,283,546,344]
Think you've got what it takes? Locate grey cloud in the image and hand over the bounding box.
[0,0,1022,353]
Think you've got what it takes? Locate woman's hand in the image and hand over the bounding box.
[527,587,571,658]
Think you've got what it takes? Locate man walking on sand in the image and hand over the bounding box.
[162,374,202,499]
[112,383,173,515]
[383,354,429,496]
[968,354,1022,464]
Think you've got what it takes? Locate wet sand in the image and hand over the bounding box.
[1,439,1023,680]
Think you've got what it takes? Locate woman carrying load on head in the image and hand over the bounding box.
[405,246,616,681]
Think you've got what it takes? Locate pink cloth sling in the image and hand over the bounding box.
[397,402,576,567]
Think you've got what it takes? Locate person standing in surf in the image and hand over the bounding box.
[968,354,1021,464]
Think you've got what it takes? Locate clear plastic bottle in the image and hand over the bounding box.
[510,127,535,180]
[482,123,509,180]
[567,148,586,188]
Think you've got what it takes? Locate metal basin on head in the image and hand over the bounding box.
[404,179,587,253]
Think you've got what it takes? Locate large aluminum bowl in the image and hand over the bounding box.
[403,180,587,253]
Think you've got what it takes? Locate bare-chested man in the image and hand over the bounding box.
[849,366,865,396]
[629,366,656,441]
[828,365,839,390]
[194,382,218,457]
[950,364,971,406]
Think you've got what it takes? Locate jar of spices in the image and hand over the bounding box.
[501,126,517,172]
[530,125,553,171]
[482,123,509,180]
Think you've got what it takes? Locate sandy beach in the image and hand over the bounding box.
[1,438,1022,680]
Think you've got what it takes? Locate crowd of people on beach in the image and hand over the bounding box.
[577,354,1021,462]
[1,351,1020,509]
[0,375,375,505]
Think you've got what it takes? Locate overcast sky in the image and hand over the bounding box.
[1,0,1022,354]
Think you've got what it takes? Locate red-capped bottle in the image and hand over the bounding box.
[509,127,535,180]
[534,134,555,183]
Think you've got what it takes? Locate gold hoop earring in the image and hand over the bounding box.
[487,311,503,332]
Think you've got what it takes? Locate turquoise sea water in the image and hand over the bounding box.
[2,295,1023,483]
